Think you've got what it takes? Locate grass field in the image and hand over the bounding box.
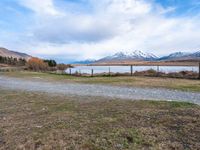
[1,71,200,92]
[0,89,199,149]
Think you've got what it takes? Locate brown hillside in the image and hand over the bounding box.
[0,47,31,60]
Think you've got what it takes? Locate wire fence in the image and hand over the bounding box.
[65,64,200,79]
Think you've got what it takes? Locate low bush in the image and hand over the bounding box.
[27,57,49,72]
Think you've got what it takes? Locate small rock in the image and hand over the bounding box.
[35,125,42,128]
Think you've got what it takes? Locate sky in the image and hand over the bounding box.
[0,0,200,62]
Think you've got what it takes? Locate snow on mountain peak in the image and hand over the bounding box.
[100,50,158,61]
[114,50,157,59]
[168,52,190,58]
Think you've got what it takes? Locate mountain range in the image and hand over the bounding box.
[0,47,200,64]
[0,47,31,60]
[97,50,157,62]
[159,51,200,61]
[77,50,200,64]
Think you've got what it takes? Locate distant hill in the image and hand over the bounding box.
[0,47,31,60]
[73,59,97,64]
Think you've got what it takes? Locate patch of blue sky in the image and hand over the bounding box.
[54,0,93,14]
[0,0,33,32]
[155,0,200,17]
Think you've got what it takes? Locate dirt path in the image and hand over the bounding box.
[0,76,200,104]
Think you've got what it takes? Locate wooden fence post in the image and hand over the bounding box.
[69,68,72,75]
[91,69,94,77]
[79,69,81,76]
[199,62,200,79]
[130,65,133,76]
[109,67,111,76]
[157,66,160,77]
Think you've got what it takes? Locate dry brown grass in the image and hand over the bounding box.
[0,89,199,150]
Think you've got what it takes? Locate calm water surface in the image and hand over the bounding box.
[65,66,199,74]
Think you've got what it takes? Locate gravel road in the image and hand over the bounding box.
[0,76,200,104]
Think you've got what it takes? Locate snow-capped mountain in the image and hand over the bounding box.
[97,50,158,62]
[159,51,200,61]
[73,50,200,64]
[190,51,200,57]
[159,52,191,61]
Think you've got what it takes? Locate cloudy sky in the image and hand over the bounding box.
[0,0,200,62]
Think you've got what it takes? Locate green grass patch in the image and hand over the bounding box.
[168,101,197,108]
[145,100,198,108]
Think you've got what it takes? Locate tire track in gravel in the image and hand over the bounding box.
[0,76,200,104]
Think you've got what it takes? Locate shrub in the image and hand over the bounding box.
[44,59,57,67]
[57,64,68,71]
[27,57,49,71]
[56,64,72,73]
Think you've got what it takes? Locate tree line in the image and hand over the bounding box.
[27,57,71,72]
[0,56,26,66]
[0,55,71,72]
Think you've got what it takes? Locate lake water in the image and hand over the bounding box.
[65,66,199,74]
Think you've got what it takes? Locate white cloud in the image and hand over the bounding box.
[3,0,200,61]
[19,0,60,16]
